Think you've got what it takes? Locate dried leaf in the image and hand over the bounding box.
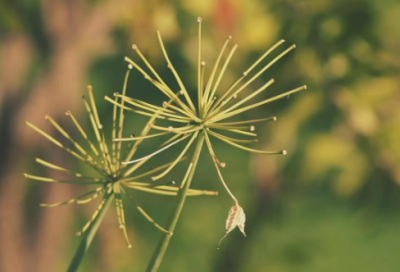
[218,203,246,249]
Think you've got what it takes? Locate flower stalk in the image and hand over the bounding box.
[66,192,114,272]
[146,132,205,272]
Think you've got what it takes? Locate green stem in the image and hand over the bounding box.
[66,192,114,272]
[145,132,205,272]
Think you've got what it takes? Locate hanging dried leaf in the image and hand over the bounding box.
[218,203,246,249]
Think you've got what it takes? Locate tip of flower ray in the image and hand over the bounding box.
[23,173,27,177]
[281,39,285,43]
[273,116,277,121]
[282,150,287,155]
[65,111,70,116]
[228,35,232,40]
[250,126,255,132]
[128,64,133,70]
[132,44,138,50]
[197,17,202,22]
[76,231,81,236]
[128,244,132,249]
[201,61,206,66]
[304,85,308,89]
[44,115,50,120]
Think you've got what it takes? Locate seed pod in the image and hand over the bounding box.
[218,203,246,249]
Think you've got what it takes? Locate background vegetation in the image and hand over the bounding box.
[1,0,400,271]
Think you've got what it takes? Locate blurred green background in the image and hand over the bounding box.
[1,0,400,271]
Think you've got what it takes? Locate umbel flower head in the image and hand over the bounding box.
[106,17,306,244]
[24,74,217,248]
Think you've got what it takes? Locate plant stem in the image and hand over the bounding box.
[146,132,205,272]
[66,192,114,272]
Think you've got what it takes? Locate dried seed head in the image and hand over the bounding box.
[218,203,246,249]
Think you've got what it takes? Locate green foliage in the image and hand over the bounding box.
[1,0,400,271]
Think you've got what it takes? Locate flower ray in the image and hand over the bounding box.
[151,131,199,181]
[156,31,196,113]
[207,130,286,155]
[40,187,105,207]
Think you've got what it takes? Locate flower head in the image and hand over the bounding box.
[24,72,217,248]
[106,17,306,244]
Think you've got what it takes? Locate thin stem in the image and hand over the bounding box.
[145,132,205,272]
[66,192,114,272]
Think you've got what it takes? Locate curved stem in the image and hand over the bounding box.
[145,132,205,272]
[66,192,114,272]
